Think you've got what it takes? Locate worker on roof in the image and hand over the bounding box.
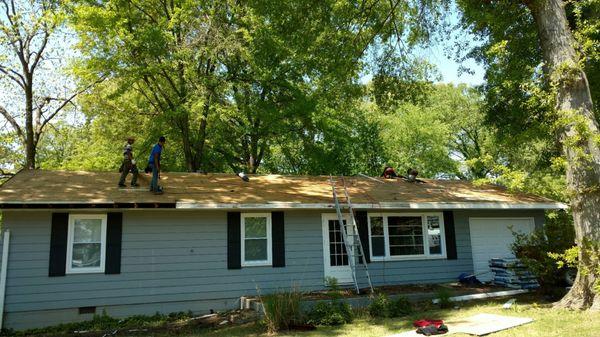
[118,137,139,188]
[148,136,166,194]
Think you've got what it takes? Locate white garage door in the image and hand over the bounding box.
[469,218,535,282]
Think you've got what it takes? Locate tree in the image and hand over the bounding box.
[456,0,600,309]
[526,0,600,310]
[71,0,444,174]
[0,0,96,169]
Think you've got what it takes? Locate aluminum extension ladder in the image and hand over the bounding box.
[329,175,374,294]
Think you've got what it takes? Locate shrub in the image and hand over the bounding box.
[435,288,453,309]
[324,276,343,299]
[388,296,413,317]
[368,294,389,318]
[511,210,576,291]
[260,288,305,332]
[1,310,195,336]
[307,301,353,326]
[368,294,412,318]
[324,276,339,289]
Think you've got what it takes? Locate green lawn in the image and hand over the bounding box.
[159,296,598,337]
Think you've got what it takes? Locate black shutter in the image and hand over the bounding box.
[272,211,285,268]
[227,212,241,269]
[105,213,123,274]
[49,213,68,277]
[443,211,457,260]
[355,211,370,263]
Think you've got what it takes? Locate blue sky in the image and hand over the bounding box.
[425,45,485,86]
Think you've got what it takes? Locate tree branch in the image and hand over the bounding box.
[30,28,50,73]
[38,77,106,133]
[0,64,25,88]
[0,105,24,142]
[0,168,15,179]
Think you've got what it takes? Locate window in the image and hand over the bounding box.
[368,213,445,261]
[369,216,385,258]
[427,216,442,255]
[388,216,424,256]
[241,213,272,266]
[66,214,107,274]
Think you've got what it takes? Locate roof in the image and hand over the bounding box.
[0,170,566,210]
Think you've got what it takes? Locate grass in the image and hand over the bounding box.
[146,295,600,337]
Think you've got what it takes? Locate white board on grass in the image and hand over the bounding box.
[448,313,533,336]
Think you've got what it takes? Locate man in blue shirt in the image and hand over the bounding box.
[148,136,166,194]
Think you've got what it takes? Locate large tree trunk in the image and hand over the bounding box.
[24,74,36,170]
[528,0,600,310]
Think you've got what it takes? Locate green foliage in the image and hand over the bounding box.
[1,310,194,336]
[388,296,413,317]
[324,276,344,300]
[373,83,495,179]
[511,211,576,290]
[68,0,442,174]
[435,288,453,309]
[368,294,413,318]
[306,301,353,326]
[260,289,305,333]
[368,294,390,318]
[549,246,579,270]
[324,276,340,290]
[550,242,600,295]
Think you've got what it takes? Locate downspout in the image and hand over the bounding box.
[0,230,10,329]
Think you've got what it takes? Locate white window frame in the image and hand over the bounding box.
[367,212,447,261]
[241,213,272,267]
[66,214,108,274]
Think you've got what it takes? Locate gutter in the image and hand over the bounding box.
[0,202,176,209]
[175,201,567,210]
[0,201,567,210]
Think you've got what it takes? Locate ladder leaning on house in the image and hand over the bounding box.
[329,175,374,294]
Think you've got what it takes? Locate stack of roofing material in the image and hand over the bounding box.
[489,258,540,289]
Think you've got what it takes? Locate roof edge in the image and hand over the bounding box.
[175,201,568,210]
[0,201,568,210]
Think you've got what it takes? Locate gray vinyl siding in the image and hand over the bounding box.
[0,208,545,330]
[361,209,545,288]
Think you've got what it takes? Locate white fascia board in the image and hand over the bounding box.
[175,201,567,210]
[176,202,335,209]
[0,200,111,204]
[1,200,567,210]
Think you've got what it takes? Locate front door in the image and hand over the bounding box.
[322,214,353,284]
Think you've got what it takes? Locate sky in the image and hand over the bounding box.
[425,45,485,86]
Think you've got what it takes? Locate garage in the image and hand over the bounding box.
[469,218,536,282]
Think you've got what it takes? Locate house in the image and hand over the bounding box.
[0,170,565,330]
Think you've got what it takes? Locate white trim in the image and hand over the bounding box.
[432,289,529,304]
[0,201,566,210]
[321,213,353,284]
[367,212,447,261]
[175,201,566,210]
[0,230,10,330]
[66,214,107,274]
[241,213,272,267]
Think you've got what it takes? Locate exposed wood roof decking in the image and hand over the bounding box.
[0,170,566,209]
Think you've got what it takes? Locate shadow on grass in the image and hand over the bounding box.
[121,293,553,337]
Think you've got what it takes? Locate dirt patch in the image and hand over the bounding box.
[301,283,509,300]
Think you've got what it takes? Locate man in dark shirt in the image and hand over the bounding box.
[148,136,166,194]
[118,137,139,188]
